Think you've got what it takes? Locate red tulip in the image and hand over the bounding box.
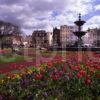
[90,69,95,74]
[97,74,100,78]
[80,70,86,76]
[39,74,43,79]
[85,79,92,85]
[95,66,100,70]
[69,64,73,69]
[35,74,43,80]
[40,67,45,73]
[48,74,52,79]
[86,66,90,70]
[35,64,40,67]
[58,70,63,75]
[18,67,22,71]
[54,67,58,72]
[86,74,91,79]
[73,66,77,70]
[77,65,81,70]
[35,74,39,79]
[47,66,51,70]
[13,63,17,69]
[54,75,58,81]
[21,72,26,77]
[47,62,52,66]
[63,64,68,72]
[68,72,73,78]
[76,73,81,78]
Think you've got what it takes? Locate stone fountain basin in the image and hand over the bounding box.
[73,31,86,37]
[74,21,85,26]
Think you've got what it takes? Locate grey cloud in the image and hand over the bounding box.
[23,21,47,29]
[0,0,24,5]
[31,0,65,12]
[33,23,47,29]
[0,0,95,34]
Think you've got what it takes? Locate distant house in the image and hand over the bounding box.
[60,25,77,47]
[52,25,77,47]
[85,28,100,47]
[32,30,49,48]
[12,34,22,44]
[0,20,22,49]
[24,35,33,47]
[53,27,61,47]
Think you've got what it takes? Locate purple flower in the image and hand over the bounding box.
[44,92,48,97]
[0,95,3,100]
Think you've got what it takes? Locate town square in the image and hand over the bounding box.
[0,0,100,99]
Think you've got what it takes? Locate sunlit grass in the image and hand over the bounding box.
[0,54,33,64]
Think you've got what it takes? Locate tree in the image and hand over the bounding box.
[0,20,21,51]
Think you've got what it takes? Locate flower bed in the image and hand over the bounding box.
[0,50,10,55]
[0,60,100,99]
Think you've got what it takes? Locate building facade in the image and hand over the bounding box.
[32,30,49,48]
[60,25,77,47]
[53,25,77,47]
[52,27,61,47]
[85,28,100,47]
[23,35,33,47]
[1,33,22,48]
[47,32,53,46]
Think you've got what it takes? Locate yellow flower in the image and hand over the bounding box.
[21,72,26,76]
[16,74,21,79]
[27,71,31,74]
[54,98,58,100]
[27,69,32,74]
[11,74,15,80]
[16,74,18,78]
[1,79,4,83]
[7,76,10,79]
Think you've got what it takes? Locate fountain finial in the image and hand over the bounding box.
[79,13,81,21]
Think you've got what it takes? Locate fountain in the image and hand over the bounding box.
[49,14,100,51]
[73,14,86,47]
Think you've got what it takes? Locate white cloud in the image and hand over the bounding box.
[95,5,100,11]
[0,4,23,13]
[0,0,95,34]
[84,16,100,30]
[65,0,93,15]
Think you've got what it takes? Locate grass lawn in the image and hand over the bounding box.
[0,48,66,64]
[0,52,34,64]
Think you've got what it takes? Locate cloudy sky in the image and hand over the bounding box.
[0,0,100,34]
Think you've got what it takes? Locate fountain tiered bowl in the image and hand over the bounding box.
[74,20,86,26]
[73,31,86,38]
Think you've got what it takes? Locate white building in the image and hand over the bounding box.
[47,32,53,46]
[60,25,77,47]
[83,28,100,47]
